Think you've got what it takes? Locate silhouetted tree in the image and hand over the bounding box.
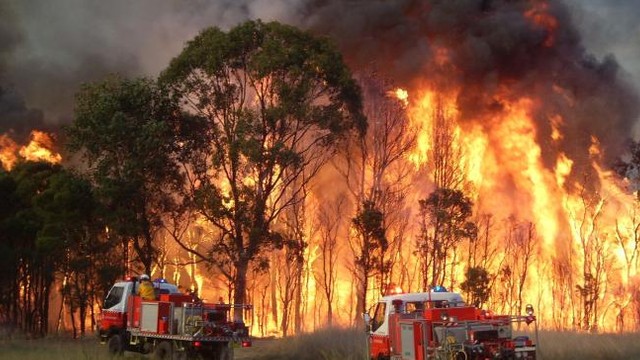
[417,188,476,290]
[461,266,491,308]
[351,200,388,321]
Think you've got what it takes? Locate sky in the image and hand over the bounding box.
[564,0,640,96]
[0,0,638,138]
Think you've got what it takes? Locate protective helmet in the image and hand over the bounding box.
[140,274,150,280]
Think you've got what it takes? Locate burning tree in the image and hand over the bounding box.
[429,98,465,191]
[494,218,536,316]
[338,71,414,322]
[569,183,611,332]
[314,196,347,327]
[160,20,365,320]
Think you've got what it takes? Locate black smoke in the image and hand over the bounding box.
[301,1,639,178]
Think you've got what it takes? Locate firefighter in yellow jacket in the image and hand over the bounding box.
[137,274,155,300]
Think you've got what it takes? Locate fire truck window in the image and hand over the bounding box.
[406,302,424,313]
[104,286,124,309]
[372,302,386,332]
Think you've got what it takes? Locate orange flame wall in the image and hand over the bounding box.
[182,83,638,335]
[194,0,640,332]
[401,85,638,332]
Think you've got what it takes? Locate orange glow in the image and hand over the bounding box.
[0,134,20,170]
[19,130,62,165]
[589,135,602,157]
[433,46,451,67]
[525,2,559,47]
[390,88,409,107]
[550,114,564,141]
[406,89,459,169]
[0,130,62,170]
[154,79,637,333]
[381,80,638,331]
[554,153,573,188]
[97,3,637,332]
[385,284,404,295]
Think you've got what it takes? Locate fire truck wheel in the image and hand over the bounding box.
[107,334,124,356]
[154,341,173,360]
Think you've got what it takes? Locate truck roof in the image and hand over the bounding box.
[379,291,465,305]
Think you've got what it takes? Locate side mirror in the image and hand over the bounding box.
[363,313,371,324]
[363,313,372,333]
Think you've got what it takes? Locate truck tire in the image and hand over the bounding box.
[107,334,124,356]
[154,341,173,360]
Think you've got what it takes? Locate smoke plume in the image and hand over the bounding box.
[301,1,639,175]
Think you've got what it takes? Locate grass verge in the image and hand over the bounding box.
[3,329,640,359]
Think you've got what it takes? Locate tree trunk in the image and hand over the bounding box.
[294,256,304,334]
[355,268,367,327]
[233,259,249,322]
[56,293,65,334]
[70,306,77,339]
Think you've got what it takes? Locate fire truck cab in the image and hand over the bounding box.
[102,279,180,324]
[365,289,537,360]
[370,290,465,337]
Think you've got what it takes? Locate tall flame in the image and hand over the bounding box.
[0,134,20,170]
[0,130,62,170]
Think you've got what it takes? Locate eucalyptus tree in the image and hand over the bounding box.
[67,76,184,275]
[339,72,414,321]
[417,188,477,290]
[0,161,65,335]
[161,20,365,318]
[34,169,110,337]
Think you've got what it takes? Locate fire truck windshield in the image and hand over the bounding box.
[372,302,386,332]
[104,286,124,309]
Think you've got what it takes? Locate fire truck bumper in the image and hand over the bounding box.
[514,346,536,359]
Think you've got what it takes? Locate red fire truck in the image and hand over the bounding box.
[365,287,537,360]
[98,276,251,359]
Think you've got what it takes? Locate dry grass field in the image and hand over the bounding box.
[2,328,640,359]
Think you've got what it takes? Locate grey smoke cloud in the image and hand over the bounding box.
[0,0,296,129]
[0,0,638,174]
[565,0,640,85]
[300,1,639,171]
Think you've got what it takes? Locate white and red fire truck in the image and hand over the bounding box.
[365,287,537,360]
[98,276,251,360]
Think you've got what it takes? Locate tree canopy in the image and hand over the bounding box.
[66,76,183,275]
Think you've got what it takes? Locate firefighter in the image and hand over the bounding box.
[137,274,155,300]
